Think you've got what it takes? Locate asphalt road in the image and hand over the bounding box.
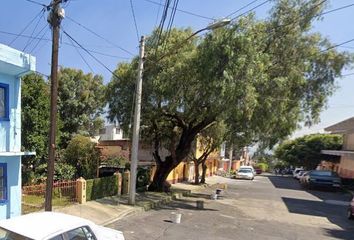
[109,175,354,240]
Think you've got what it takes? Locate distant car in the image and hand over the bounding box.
[235,168,254,180]
[239,166,255,174]
[295,170,307,180]
[348,196,354,220]
[255,168,262,174]
[300,170,341,190]
[0,212,125,240]
[293,168,304,178]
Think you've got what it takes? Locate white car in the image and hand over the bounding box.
[292,168,304,178]
[235,168,254,180]
[239,166,255,174]
[0,212,125,240]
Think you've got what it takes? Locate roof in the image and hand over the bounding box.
[0,43,35,76]
[325,116,354,133]
[0,212,93,239]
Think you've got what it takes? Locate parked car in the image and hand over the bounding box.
[348,196,354,220]
[239,166,255,174]
[0,212,125,240]
[235,168,254,180]
[300,170,342,190]
[255,168,262,174]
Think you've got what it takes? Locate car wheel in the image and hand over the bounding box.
[348,209,354,220]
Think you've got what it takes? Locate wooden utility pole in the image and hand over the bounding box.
[45,0,63,211]
[129,36,145,205]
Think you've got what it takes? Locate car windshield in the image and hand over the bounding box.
[238,169,252,173]
[310,171,338,177]
[0,227,32,240]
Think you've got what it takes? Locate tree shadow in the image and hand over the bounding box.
[282,197,354,239]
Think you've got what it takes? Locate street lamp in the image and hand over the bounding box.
[183,18,231,43]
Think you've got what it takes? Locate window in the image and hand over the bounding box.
[64,227,96,240]
[0,163,7,202]
[0,83,9,121]
[49,235,64,240]
[115,128,120,134]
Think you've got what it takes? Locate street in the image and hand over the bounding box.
[109,175,354,240]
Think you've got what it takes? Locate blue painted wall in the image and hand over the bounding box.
[0,43,35,219]
[0,73,21,152]
[0,156,21,219]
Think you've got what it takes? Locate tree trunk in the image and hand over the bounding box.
[194,160,200,185]
[148,162,175,192]
[201,160,207,184]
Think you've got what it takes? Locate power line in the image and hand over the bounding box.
[22,9,46,51]
[129,0,140,42]
[320,38,354,53]
[8,8,45,46]
[316,2,354,17]
[64,30,95,72]
[231,0,271,21]
[29,24,50,53]
[0,29,131,59]
[65,16,136,56]
[62,29,122,79]
[226,0,260,18]
[143,0,215,21]
[23,0,47,7]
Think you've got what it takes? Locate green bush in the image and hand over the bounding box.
[86,175,118,201]
[257,163,269,172]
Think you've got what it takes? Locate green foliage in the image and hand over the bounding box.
[106,0,351,191]
[21,73,50,169]
[274,134,343,170]
[256,163,269,172]
[137,167,151,188]
[104,156,127,168]
[58,68,106,147]
[86,175,118,201]
[64,135,100,179]
[25,162,76,184]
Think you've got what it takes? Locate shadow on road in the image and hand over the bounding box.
[282,197,354,239]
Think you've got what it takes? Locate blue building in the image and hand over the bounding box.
[0,43,35,219]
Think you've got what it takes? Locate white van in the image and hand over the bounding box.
[239,166,255,174]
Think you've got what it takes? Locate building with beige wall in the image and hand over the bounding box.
[322,117,354,179]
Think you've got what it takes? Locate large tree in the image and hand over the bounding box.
[274,134,343,169]
[21,73,50,175]
[107,0,351,191]
[58,68,106,147]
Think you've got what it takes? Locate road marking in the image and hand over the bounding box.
[219,214,236,219]
[324,200,350,206]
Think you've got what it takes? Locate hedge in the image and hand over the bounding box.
[86,175,118,201]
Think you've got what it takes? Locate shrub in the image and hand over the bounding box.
[257,163,269,172]
[86,175,118,201]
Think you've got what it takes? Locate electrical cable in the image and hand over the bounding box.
[316,3,354,17]
[29,25,50,53]
[231,0,271,21]
[226,0,260,18]
[23,23,48,52]
[62,29,122,79]
[64,30,95,72]
[24,0,47,7]
[154,0,163,28]
[143,0,215,21]
[0,29,131,59]
[65,16,136,56]
[23,10,46,51]
[8,8,45,46]
[129,0,140,42]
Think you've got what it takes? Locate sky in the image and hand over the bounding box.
[1,0,354,139]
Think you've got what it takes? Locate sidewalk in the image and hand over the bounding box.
[55,176,230,226]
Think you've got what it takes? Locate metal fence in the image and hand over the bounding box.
[22,180,77,214]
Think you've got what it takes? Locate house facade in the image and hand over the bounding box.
[322,117,354,179]
[0,44,35,219]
